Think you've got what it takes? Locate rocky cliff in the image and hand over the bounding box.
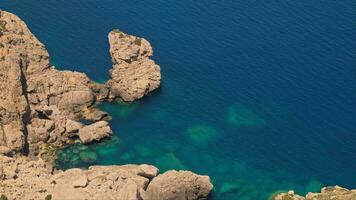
[0,10,212,200]
[272,186,356,200]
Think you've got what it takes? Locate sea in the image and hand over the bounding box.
[1,0,356,199]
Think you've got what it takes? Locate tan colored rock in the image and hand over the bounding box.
[107,30,161,102]
[117,180,139,200]
[78,121,112,143]
[0,10,111,155]
[142,170,213,200]
[272,186,356,200]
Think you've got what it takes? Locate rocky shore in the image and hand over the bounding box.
[0,10,212,200]
[0,9,355,200]
[271,186,356,200]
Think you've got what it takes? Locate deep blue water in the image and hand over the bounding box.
[2,1,356,199]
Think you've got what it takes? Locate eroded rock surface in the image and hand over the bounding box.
[272,186,356,200]
[0,155,213,200]
[142,170,213,200]
[78,121,112,144]
[0,10,111,156]
[107,30,161,102]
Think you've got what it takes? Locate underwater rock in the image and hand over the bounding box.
[185,125,218,147]
[120,152,136,161]
[134,145,154,158]
[155,152,186,171]
[106,29,161,102]
[305,178,323,194]
[79,150,98,163]
[227,104,266,128]
[220,181,242,194]
[102,101,139,119]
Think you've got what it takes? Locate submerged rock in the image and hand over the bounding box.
[156,152,186,171]
[79,150,98,163]
[134,145,154,158]
[103,101,140,119]
[227,104,266,128]
[106,29,161,102]
[185,125,218,147]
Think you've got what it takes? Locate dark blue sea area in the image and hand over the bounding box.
[2,1,356,199]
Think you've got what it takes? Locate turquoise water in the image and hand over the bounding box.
[2,1,356,199]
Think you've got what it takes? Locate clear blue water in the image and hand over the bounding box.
[2,1,356,199]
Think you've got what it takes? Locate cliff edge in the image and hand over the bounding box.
[0,10,212,200]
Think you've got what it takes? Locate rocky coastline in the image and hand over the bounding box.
[0,9,355,200]
[0,10,212,200]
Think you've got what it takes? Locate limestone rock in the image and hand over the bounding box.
[142,170,213,200]
[272,186,356,200]
[106,30,161,102]
[78,121,112,144]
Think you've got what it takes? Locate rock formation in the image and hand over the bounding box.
[0,155,212,200]
[107,29,161,102]
[0,10,212,200]
[0,10,110,156]
[272,186,356,200]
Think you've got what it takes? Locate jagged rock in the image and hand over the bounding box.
[0,10,111,155]
[138,164,159,179]
[117,180,139,200]
[106,30,161,102]
[65,119,83,134]
[272,186,356,200]
[142,170,213,200]
[78,121,112,144]
[0,155,212,200]
[81,107,109,122]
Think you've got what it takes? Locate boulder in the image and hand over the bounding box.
[106,30,161,102]
[142,170,213,200]
[77,121,112,144]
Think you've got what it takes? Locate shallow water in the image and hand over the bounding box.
[2,1,356,199]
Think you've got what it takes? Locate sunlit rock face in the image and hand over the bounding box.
[272,186,356,200]
[107,29,161,102]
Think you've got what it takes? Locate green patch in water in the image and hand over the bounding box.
[120,152,135,161]
[100,101,139,119]
[227,104,266,128]
[155,152,186,172]
[304,178,323,194]
[79,150,98,163]
[185,125,218,147]
[134,145,154,158]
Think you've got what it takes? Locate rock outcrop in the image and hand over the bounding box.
[272,186,356,200]
[0,10,110,156]
[107,30,161,102]
[0,10,213,200]
[0,155,213,200]
[142,170,213,200]
[77,121,112,144]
